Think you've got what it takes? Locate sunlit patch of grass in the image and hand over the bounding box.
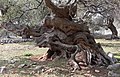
[95,39,120,52]
[102,46,119,53]
[95,39,120,43]
[115,56,120,62]
[0,43,49,60]
[96,39,120,63]
[22,48,48,56]
[113,53,120,62]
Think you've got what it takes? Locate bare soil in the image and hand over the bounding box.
[0,39,119,77]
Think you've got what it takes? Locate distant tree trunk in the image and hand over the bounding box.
[107,17,119,39]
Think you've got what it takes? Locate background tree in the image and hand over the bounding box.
[77,0,120,39]
[0,0,47,38]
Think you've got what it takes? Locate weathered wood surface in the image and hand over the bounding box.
[31,0,114,72]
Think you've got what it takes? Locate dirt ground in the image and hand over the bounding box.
[0,39,120,77]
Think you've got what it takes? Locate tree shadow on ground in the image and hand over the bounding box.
[0,56,109,77]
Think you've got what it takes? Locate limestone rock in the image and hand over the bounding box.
[107,63,120,71]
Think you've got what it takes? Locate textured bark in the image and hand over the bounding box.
[44,0,77,20]
[6,0,112,71]
[34,0,113,71]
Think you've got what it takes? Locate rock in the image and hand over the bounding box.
[108,71,120,77]
[18,64,27,68]
[84,73,93,77]
[95,70,100,73]
[45,68,55,74]
[8,59,19,64]
[33,66,45,73]
[87,71,90,73]
[0,66,6,73]
[107,52,118,64]
[107,63,120,77]
[20,71,28,74]
[107,63,120,71]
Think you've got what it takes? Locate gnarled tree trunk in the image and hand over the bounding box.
[32,0,114,72]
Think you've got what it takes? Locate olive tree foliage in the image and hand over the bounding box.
[0,0,48,27]
[77,0,120,31]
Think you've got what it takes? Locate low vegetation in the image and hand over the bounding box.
[0,39,119,77]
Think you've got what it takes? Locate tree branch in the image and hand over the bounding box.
[44,0,58,10]
[10,0,43,21]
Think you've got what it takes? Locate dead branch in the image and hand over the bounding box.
[66,0,72,4]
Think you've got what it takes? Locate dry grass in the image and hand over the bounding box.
[0,43,48,60]
[96,39,120,62]
[0,39,119,77]
[0,39,119,60]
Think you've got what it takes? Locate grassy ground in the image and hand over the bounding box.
[0,43,49,60]
[95,39,120,62]
[0,39,119,77]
